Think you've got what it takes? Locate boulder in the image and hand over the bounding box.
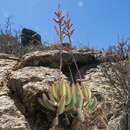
[21,28,42,46]
[8,66,65,129]
[13,50,97,71]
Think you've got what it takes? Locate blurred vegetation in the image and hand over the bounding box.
[101,40,130,130]
[0,17,45,57]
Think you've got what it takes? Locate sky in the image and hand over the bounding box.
[0,0,130,49]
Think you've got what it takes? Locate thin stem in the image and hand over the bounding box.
[59,24,63,77]
[68,35,82,81]
[68,66,74,83]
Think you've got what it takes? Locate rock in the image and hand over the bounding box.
[108,112,128,130]
[0,54,18,95]
[0,53,19,60]
[83,66,112,101]
[107,111,114,120]
[82,66,128,129]
[8,66,62,106]
[0,55,30,130]
[0,95,31,130]
[8,66,65,129]
[21,28,42,46]
[13,50,97,71]
[0,50,127,129]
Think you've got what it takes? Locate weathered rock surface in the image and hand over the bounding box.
[13,50,97,70]
[84,66,112,99]
[8,66,63,109]
[8,66,65,129]
[0,54,30,130]
[82,66,127,130]
[0,53,19,60]
[0,95,30,130]
[108,112,128,130]
[0,51,127,130]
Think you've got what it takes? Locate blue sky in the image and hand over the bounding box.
[0,0,130,49]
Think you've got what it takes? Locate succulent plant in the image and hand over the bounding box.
[38,77,97,128]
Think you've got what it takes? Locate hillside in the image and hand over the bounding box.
[0,50,127,130]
